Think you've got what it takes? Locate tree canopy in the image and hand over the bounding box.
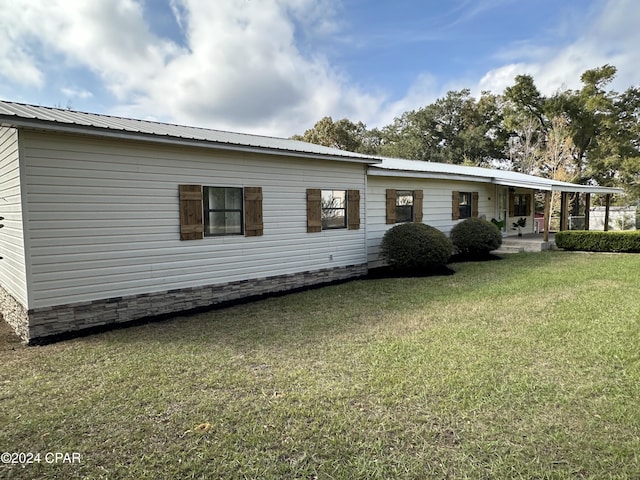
[293,65,640,202]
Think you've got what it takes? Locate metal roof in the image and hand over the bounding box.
[0,100,626,194]
[0,100,379,164]
[369,157,624,194]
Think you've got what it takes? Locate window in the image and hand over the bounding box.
[203,186,243,236]
[513,194,529,217]
[386,189,423,224]
[459,192,472,219]
[307,189,360,233]
[395,190,414,223]
[178,185,263,240]
[452,191,478,220]
[321,190,347,229]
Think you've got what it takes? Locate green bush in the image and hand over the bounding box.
[555,230,640,252]
[380,223,452,271]
[450,218,502,256]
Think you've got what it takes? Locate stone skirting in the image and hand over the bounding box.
[15,264,367,344]
[0,285,29,341]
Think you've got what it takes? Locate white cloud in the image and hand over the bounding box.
[371,73,439,127]
[0,3,45,87]
[1,0,638,138]
[60,87,94,100]
[1,0,380,136]
[126,0,381,136]
[478,0,640,96]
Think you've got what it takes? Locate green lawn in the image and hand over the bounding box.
[1,251,639,479]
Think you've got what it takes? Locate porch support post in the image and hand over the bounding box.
[543,190,551,242]
[584,193,591,231]
[604,193,612,231]
[560,192,569,231]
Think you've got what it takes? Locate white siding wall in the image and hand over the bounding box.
[22,131,368,308]
[0,127,28,305]
[367,175,495,267]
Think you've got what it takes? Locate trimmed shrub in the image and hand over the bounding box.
[450,217,502,256]
[380,223,452,271]
[555,230,640,253]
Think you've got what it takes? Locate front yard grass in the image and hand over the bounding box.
[1,251,639,479]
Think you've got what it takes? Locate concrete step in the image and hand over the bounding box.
[493,245,525,254]
[499,240,553,252]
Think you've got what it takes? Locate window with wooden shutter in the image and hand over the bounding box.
[414,190,423,223]
[307,189,322,233]
[347,189,360,230]
[179,184,203,241]
[385,189,396,224]
[452,191,460,220]
[244,187,263,237]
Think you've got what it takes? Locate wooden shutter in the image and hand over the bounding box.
[307,189,322,233]
[472,192,479,218]
[386,189,396,224]
[179,184,203,241]
[413,190,423,223]
[347,189,360,230]
[451,191,460,220]
[244,187,263,237]
[508,191,515,217]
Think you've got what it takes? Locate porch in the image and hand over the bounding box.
[493,233,556,254]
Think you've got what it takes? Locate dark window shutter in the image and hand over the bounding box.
[244,187,263,237]
[179,184,203,240]
[525,194,532,216]
[452,191,460,220]
[386,189,396,224]
[472,192,479,218]
[508,191,515,217]
[347,189,360,230]
[414,190,423,223]
[307,189,322,233]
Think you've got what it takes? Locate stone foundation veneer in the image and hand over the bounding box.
[0,285,29,341]
[4,264,367,344]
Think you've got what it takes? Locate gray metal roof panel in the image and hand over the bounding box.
[0,100,379,162]
[370,157,624,194]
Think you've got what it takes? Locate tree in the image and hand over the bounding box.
[503,74,547,132]
[503,75,548,174]
[291,116,373,153]
[295,65,640,202]
[542,116,577,217]
[377,90,506,165]
[502,65,640,203]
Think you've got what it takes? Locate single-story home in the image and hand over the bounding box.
[0,101,622,343]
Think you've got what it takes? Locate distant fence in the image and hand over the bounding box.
[548,206,638,231]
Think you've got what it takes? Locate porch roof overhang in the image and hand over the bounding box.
[369,157,624,195]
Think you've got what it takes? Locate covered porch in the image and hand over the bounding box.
[539,188,622,241]
[494,178,623,239]
[492,180,623,253]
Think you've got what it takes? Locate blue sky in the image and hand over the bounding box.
[0,0,637,137]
